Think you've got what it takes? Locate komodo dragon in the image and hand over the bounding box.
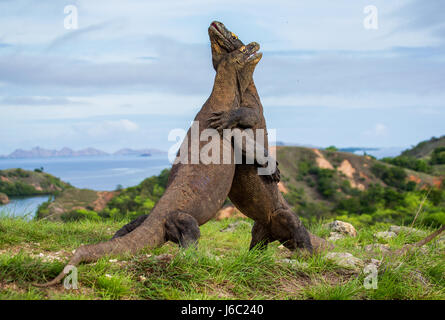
[35,42,264,287]
[206,21,332,252]
[113,22,327,252]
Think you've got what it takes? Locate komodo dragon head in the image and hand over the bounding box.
[210,24,262,103]
[208,21,245,70]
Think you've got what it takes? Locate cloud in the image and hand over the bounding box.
[0,36,212,95]
[392,1,445,33]
[363,123,388,137]
[46,22,111,51]
[0,96,83,106]
[80,119,140,137]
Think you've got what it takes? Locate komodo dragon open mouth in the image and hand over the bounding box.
[209,21,241,52]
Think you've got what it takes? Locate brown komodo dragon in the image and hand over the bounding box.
[113,22,324,253]
[206,21,332,252]
[35,42,266,287]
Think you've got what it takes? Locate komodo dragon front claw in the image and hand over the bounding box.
[207,111,235,133]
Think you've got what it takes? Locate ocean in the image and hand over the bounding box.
[0,154,171,218]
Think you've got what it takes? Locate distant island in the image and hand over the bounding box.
[0,146,167,159]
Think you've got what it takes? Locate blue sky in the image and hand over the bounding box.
[0,0,444,155]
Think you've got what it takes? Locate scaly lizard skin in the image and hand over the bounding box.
[35,43,263,287]
[207,21,332,252]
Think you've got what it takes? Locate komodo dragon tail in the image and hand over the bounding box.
[34,215,167,287]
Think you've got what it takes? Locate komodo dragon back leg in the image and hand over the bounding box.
[113,211,200,249]
[249,221,272,250]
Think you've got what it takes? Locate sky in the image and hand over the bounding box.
[0,0,444,155]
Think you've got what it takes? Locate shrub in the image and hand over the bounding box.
[309,168,338,199]
[423,211,445,227]
[102,169,171,219]
[371,163,407,190]
[325,146,338,152]
[61,209,101,222]
[382,156,432,173]
[0,181,38,196]
[430,147,445,165]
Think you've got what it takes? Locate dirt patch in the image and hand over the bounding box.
[359,171,370,180]
[0,176,11,183]
[206,280,236,299]
[408,175,422,184]
[31,184,43,192]
[0,244,71,263]
[337,160,365,190]
[432,177,443,188]
[312,149,334,170]
[0,281,27,294]
[92,191,119,212]
[279,273,312,295]
[277,182,288,194]
[337,160,355,179]
[214,206,247,220]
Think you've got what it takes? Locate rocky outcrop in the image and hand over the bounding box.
[389,225,427,237]
[0,192,9,205]
[325,252,364,271]
[364,243,391,254]
[374,231,397,240]
[324,220,357,241]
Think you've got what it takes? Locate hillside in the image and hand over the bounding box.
[36,189,118,221]
[382,136,445,176]
[276,146,440,196]
[401,135,445,159]
[0,168,70,197]
[274,146,444,226]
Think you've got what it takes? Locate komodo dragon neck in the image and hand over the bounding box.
[201,65,241,114]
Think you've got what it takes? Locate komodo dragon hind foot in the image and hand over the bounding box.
[270,209,313,254]
[165,212,201,248]
[249,221,273,250]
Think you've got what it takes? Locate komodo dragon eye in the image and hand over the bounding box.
[231,32,238,40]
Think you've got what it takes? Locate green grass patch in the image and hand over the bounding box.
[0,216,443,300]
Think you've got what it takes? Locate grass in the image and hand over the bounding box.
[0,215,443,300]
